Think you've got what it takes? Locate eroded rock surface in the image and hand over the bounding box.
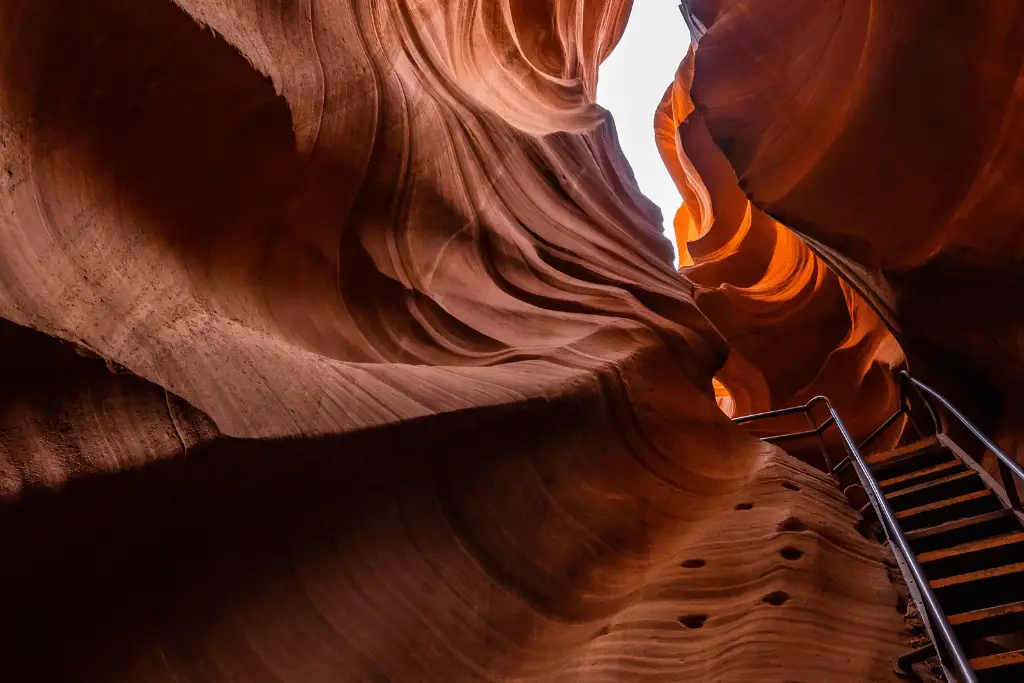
[656,48,904,447]
[685,0,1024,463]
[0,1,906,680]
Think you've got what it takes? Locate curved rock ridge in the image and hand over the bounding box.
[0,1,907,680]
[655,48,904,444]
[1,0,721,445]
[684,0,1024,463]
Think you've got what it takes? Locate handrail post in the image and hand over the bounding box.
[1000,461,1022,510]
[903,374,927,438]
[803,400,831,475]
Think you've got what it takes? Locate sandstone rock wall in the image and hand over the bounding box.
[0,1,906,680]
[656,47,905,447]
[685,0,1024,465]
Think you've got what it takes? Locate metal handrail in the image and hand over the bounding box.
[898,370,942,441]
[905,373,1024,477]
[732,392,979,682]
[903,372,1023,509]
[733,404,811,423]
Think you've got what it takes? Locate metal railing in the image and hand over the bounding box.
[854,370,1022,510]
[858,370,940,453]
[733,398,838,472]
[732,383,981,683]
[905,372,1023,511]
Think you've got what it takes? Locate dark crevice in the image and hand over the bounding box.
[678,614,708,629]
[780,546,805,561]
[762,591,791,606]
[778,518,808,532]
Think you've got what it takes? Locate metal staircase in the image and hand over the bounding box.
[734,372,1024,683]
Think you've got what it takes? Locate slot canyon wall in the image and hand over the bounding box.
[681,0,1024,469]
[655,47,905,450]
[0,0,914,681]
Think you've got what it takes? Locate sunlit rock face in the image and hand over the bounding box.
[684,0,1024,462]
[0,1,906,680]
[655,49,904,447]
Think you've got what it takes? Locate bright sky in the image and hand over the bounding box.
[597,2,690,264]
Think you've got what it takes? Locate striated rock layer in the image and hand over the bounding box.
[684,0,1024,464]
[655,48,904,447]
[0,1,906,681]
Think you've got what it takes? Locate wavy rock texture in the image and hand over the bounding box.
[655,49,904,448]
[0,0,907,680]
[684,0,1024,464]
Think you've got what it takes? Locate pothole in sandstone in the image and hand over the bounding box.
[780,546,805,561]
[762,591,791,606]
[678,614,708,629]
[777,517,808,532]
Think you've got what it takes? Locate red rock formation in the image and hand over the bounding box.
[0,1,907,680]
[684,0,1024,464]
[655,48,904,449]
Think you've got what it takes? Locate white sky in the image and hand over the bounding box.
[597,3,690,263]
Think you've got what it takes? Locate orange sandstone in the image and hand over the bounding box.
[0,2,910,681]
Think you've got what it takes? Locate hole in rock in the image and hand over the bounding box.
[782,481,801,491]
[678,614,708,629]
[734,502,754,511]
[762,591,791,606]
[777,517,807,532]
[592,625,610,639]
[681,558,706,569]
[780,546,804,561]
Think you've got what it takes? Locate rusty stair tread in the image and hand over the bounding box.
[970,648,1024,671]
[948,600,1024,625]
[885,470,978,500]
[918,531,1024,564]
[866,436,942,465]
[894,490,993,519]
[930,561,1024,590]
[905,509,1015,542]
[878,459,963,489]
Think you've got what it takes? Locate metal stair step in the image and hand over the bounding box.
[879,459,966,493]
[866,436,942,466]
[918,531,1024,580]
[932,562,1024,615]
[895,490,1001,532]
[948,600,1024,641]
[906,509,1019,554]
[970,648,1024,683]
[932,561,1024,590]
[866,437,950,479]
[885,470,985,512]
[919,531,1024,563]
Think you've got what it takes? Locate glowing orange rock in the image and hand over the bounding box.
[656,48,904,445]
[684,0,1024,463]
